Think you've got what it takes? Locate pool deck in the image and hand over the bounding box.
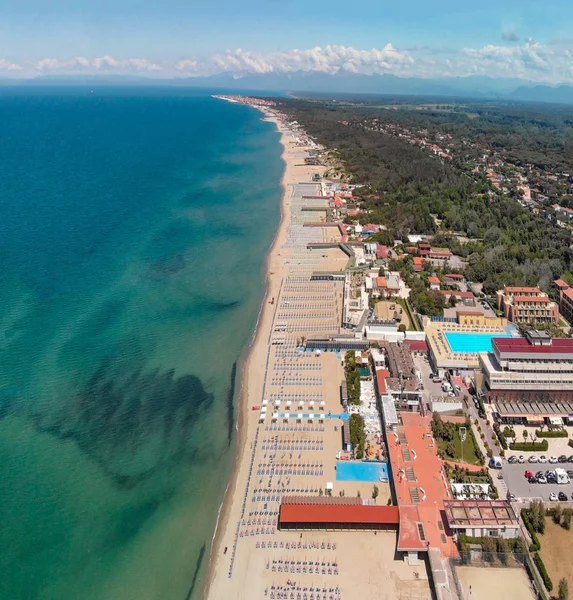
[423,318,517,371]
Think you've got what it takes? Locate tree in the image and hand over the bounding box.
[445,441,457,458]
[497,538,509,566]
[554,504,563,525]
[523,430,528,443]
[563,511,572,531]
[482,536,496,562]
[559,578,569,600]
[398,323,407,333]
[372,485,379,501]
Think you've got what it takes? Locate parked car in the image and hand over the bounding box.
[549,456,558,464]
[568,456,573,463]
[535,471,544,478]
[528,476,537,484]
[558,455,568,463]
[537,475,547,484]
[507,493,517,502]
[478,410,486,419]
[549,492,558,501]
[539,456,548,463]
[529,456,539,463]
[518,455,525,463]
[525,470,534,479]
[432,377,442,383]
[567,470,573,478]
[508,456,518,464]
[559,492,568,501]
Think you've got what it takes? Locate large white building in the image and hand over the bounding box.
[479,330,573,423]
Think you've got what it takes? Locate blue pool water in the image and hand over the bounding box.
[445,332,513,353]
[336,461,389,482]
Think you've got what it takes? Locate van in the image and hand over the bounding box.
[489,456,503,469]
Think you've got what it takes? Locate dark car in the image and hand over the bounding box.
[568,456,573,463]
[567,470,573,478]
[508,456,518,464]
[478,409,486,419]
[528,476,537,483]
[559,455,568,463]
[559,492,568,501]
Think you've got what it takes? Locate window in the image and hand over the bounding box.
[488,529,499,537]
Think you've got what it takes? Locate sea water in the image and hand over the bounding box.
[0,87,283,600]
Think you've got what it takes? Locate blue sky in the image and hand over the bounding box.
[2,0,573,81]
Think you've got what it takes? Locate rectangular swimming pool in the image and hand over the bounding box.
[336,461,389,482]
[445,332,513,354]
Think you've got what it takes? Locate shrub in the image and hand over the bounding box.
[533,552,553,592]
[569,439,573,449]
[510,440,549,452]
[521,508,541,551]
[536,429,568,438]
[493,423,508,450]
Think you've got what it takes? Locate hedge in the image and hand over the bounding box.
[535,429,568,438]
[493,423,508,450]
[510,440,549,452]
[533,552,553,592]
[569,439,573,449]
[521,508,541,552]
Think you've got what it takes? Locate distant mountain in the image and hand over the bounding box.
[3,70,573,105]
[509,84,573,104]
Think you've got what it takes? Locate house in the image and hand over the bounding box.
[376,244,389,260]
[428,276,441,291]
[413,257,423,272]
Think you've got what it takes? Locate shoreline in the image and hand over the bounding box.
[201,106,293,599]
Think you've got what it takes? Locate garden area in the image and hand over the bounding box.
[432,413,483,466]
[344,351,361,405]
[522,501,572,599]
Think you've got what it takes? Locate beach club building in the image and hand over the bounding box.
[479,330,573,424]
[496,286,559,325]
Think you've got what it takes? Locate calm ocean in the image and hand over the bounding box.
[0,88,283,600]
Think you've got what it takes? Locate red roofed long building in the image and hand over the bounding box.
[496,286,559,325]
[556,280,573,325]
[479,330,573,421]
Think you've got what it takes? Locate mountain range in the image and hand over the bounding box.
[4,71,573,105]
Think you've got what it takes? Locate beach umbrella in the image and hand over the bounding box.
[297,413,303,421]
[274,400,280,407]
[272,413,278,421]
[259,414,265,422]
[320,400,325,407]
[319,414,325,422]
[309,401,314,408]
[262,400,268,407]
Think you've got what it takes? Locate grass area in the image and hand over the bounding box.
[538,517,573,593]
[438,427,482,465]
[394,297,419,331]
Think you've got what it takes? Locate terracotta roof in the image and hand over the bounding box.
[554,278,569,289]
[441,290,474,299]
[413,257,423,265]
[377,276,388,288]
[376,369,388,394]
[376,244,388,259]
[279,504,400,525]
[405,341,428,352]
[504,286,540,293]
[445,273,464,279]
[494,337,573,354]
[428,276,441,284]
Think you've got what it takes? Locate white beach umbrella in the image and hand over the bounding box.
[272,412,278,421]
[262,400,268,407]
[297,413,303,421]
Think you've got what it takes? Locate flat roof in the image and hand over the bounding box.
[279,504,400,525]
[494,337,573,354]
[405,340,428,352]
[444,500,518,527]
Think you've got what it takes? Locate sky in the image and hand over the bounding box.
[1,0,573,82]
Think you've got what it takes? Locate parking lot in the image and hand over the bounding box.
[502,453,573,502]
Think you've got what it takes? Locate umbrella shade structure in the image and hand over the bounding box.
[259,414,265,421]
[298,401,304,407]
[286,401,292,408]
[274,400,281,407]
[297,413,303,421]
[283,413,290,421]
[272,412,278,421]
[320,401,325,407]
[262,400,268,407]
[319,413,325,421]
[308,415,314,421]
[309,401,315,408]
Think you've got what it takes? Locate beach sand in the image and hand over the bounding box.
[203,110,431,600]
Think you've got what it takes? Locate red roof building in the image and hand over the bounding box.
[413,257,423,272]
[376,244,389,259]
[279,503,400,530]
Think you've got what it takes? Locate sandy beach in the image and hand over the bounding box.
[203,104,430,600]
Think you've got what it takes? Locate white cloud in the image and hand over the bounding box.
[0,58,22,71]
[207,44,413,76]
[35,56,162,73]
[0,40,571,83]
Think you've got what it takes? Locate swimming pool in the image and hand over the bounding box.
[445,332,513,354]
[336,461,389,482]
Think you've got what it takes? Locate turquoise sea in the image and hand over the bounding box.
[0,88,283,600]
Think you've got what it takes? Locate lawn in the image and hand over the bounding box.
[539,517,573,593]
[438,427,481,465]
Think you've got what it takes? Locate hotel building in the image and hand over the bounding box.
[479,330,573,423]
[496,286,559,325]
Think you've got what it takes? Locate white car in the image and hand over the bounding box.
[549,456,558,464]
[549,492,558,501]
[529,456,539,463]
[518,455,525,463]
[538,456,548,463]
